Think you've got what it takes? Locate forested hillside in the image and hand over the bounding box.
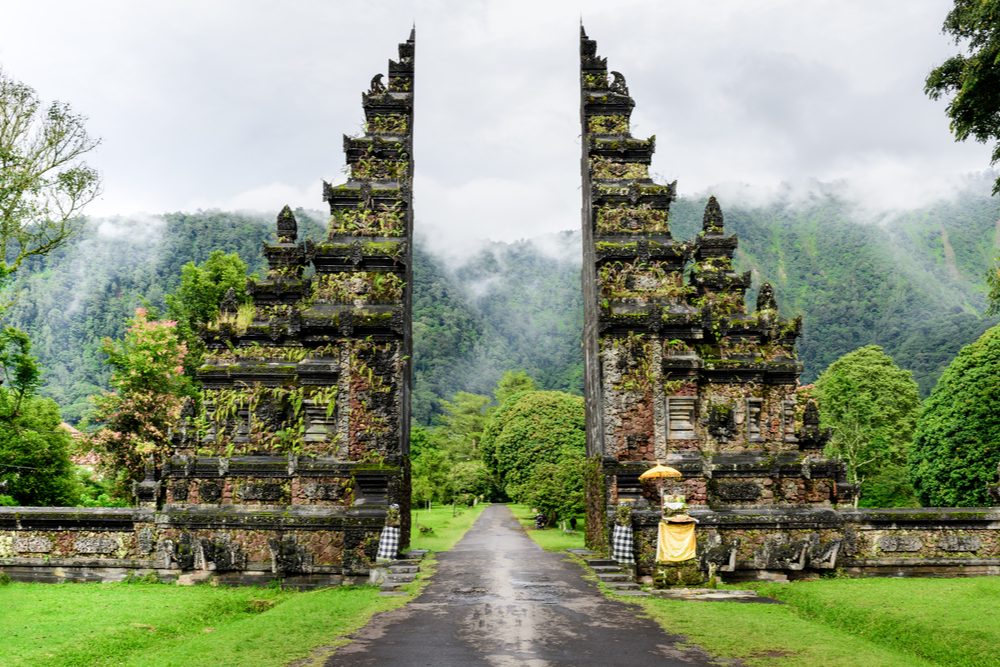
[7,185,998,425]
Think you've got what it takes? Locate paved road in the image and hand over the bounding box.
[325,504,714,667]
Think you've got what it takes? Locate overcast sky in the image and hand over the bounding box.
[0,0,990,251]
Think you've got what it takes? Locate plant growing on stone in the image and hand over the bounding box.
[367,115,408,134]
[89,308,194,498]
[598,261,689,301]
[311,272,404,305]
[328,202,404,237]
[351,157,407,181]
[582,72,607,89]
[587,114,628,135]
[589,157,648,180]
[595,204,668,235]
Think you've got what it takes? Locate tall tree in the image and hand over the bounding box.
[165,250,250,375]
[0,326,77,505]
[909,325,1000,506]
[925,0,1000,194]
[988,258,1000,315]
[814,346,921,507]
[0,69,101,279]
[481,390,585,503]
[89,308,193,498]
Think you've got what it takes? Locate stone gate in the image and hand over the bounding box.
[0,30,415,586]
[1,26,999,586]
[579,27,1000,580]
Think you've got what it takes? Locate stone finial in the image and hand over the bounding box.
[219,287,239,317]
[133,457,161,508]
[799,399,831,450]
[276,205,297,242]
[609,71,629,96]
[703,196,724,233]
[756,283,778,314]
[369,73,386,94]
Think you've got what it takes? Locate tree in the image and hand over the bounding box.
[814,345,921,507]
[480,390,585,504]
[165,250,250,375]
[520,453,586,527]
[909,325,1000,506]
[493,370,537,408]
[0,327,77,505]
[0,69,101,278]
[925,0,1000,194]
[89,308,193,498]
[988,258,1000,315]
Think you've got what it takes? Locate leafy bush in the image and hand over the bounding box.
[909,325,1000,506]
[89,309,194,498]
[481,390,585,511]
[0,327,78,505]
[814,345,921,506]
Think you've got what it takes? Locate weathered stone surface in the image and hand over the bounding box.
[74,536,120,554]
[876,535,923,552]
[199,481,222,503]
[235,481,287,503]
[13,536,52,553]
[712,481,761,502]
[938,535,981,552]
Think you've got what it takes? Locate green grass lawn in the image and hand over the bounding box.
[410,501,488,552]
[507,503,586,552]
[0,504,487,667]
[629,577,1000,667]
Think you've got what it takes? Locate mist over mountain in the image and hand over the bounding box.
[7,182,998,424]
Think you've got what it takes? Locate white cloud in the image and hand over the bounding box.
[0,0,991,255]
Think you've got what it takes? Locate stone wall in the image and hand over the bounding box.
[0,505,384,586]
[631,508,1000,579]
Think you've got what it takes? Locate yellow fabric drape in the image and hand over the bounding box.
[656,521,696,563]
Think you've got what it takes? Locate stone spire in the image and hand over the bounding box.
[702,196,724,234]
[276,205,297,243]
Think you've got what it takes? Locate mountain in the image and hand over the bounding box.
[5,185,998,424]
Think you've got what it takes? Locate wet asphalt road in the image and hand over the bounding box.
[324,504,713,667]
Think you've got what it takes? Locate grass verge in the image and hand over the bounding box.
[409,502,488,552]
[616,577,1000,667]
[507,503,585,552]
[0,503,487,667]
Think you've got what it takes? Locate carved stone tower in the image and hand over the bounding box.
[580,28,853,564]
[158,31,415,582]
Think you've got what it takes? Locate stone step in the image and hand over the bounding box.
[613,589,650,597]
[605,581,641,590]
[389,564,419,574]
[591,565,624,573]
[585,559,618,567]
[386,573,416,584]
[596,572,630,582]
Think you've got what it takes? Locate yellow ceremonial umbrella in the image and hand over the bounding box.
[639,462,683,504]
[638,463,682,481]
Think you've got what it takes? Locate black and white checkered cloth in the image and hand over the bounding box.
[377,526,400,561]
[612,524,634,564]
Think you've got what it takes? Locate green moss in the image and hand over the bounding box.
[366,114,408,134]
[589,157,649,180]
[587,114,628,134]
